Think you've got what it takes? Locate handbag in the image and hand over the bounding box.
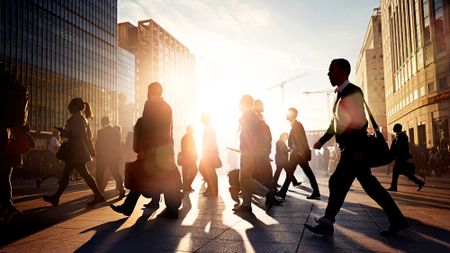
[364,101,393,167]
[56,142,70,161]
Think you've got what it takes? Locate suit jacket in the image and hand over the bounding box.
[390,131,412,160]
[288,120,311,161]
[319,83,368,150]
[96,125,120,161]
[181,133,197,164]
[61,111,93,164]
[275,139,289,166]
[134,97,175,169]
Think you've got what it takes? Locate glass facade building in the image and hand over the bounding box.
[117,47,135,104]
[0,0,118,132]
[381,0,450,150]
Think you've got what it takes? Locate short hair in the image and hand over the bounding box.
[254,99,264,113]
[240,95,255,111]
[393,123,402,132]
[148,82,163,97]
[288,107,298,117]
[332,58,351,76]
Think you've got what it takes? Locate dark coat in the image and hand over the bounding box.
[96,125,120,162]
[390,131,412,161]
[181,133,197,165]
[275,139,289,166]
[289,120,311,161]
[61,112,93,164]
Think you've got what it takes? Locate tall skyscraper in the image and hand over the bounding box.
[0,0,118,132]
[381,0,450,150]
[118,19,196,144]
[355,8,388,139]
[117,47,136,135]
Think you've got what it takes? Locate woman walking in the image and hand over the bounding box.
[43,97,105,206]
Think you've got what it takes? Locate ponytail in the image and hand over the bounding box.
[83,102,94,119]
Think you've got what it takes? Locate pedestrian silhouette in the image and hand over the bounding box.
[233,95,281,214]
[110,82,182,219]
[305,58,408,236]
[179,125,198,192]
[276,108,320,199]
[43,97,105,207]
[95,116,126,198]
[387,123,425,192]
[199,114,221,197]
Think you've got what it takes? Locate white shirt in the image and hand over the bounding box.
[334,80,367,133]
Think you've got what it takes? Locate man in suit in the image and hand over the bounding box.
[276,108,320,199]
[110,82,182,219]
[387,123,424,192]
[304,58,408,236]
[180,125,198,192]
[95,116,125,198]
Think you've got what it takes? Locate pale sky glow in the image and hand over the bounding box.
[118,0,380,147]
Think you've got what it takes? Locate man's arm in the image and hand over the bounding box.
[314,120,335,149]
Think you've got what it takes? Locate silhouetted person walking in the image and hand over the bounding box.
[387,123,424,192]
[110,82,181,218]
[233,95,281,214]
[43,98,105,207]
[277,108,320,199]
[253,100,275,189]
[273,132,300,187]
[95,116,125,198]
[199,114,220,196]
[180,125,198,192]
[305,58,408,236]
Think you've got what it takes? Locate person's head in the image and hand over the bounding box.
[239,95,255,112]
[393,123,402,133]
[186,125,194,134]
[286,108,298,121]
[254,99,264,114]
[279,132,288,142]
[114,125,122,135]
[328,58,351,87]
[147,82,163,99]
[101,116,110,127]
[201,113,211,125]
[52,129,60,137]
[68,97,93,119]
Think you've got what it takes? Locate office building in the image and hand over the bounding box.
[118,19,196,143]
[381,0,450,150]
[355,8,388,138]
[117,46,136,135]
[0,0,118,132]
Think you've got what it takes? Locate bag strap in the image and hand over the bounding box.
[363,100,379,131]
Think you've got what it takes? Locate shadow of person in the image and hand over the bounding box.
[73,192,245,252]
[0,193,122,247]
[74,218,127,253]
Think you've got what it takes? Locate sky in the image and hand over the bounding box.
[118,0,380,144]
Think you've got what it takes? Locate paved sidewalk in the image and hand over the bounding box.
[1,169,449,252]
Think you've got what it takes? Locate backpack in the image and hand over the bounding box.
[0,73,29,128]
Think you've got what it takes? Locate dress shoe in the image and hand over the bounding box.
[386,188,397,192]
[293,181,302,187]
[43,195,60,206]
[265,191,283,210]
[87,196,106,206]
[233,205,252,214]
[304,219,334,236]
[380,221,409,236]
[110,204,131,216]
[417,181,425,191]
[306,192,321,200]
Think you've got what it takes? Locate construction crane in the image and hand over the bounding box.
[303,89,335,120]
[267,72,309,110]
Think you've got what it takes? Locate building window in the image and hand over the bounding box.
[423,0,431,44]
[434,0,446,55]
[438,77,448,89]
[420,85,426,96]
[428,81,435,92]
